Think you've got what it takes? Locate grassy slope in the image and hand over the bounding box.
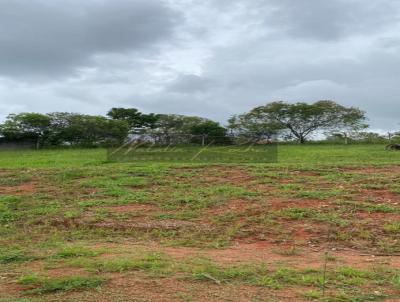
[0,144,399,302]
[0,144,399,168]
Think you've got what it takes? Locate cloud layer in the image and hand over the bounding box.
[0,0,399,130]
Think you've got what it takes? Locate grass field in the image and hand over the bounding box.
[0,144,399,301]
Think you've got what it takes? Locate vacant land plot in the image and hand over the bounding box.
[0,145,399,301]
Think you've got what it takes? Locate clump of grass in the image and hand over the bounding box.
[393,273,400,290]
[185,258,263,284]
[279,208,347,226]
[0,297,41,302]
[0,249,33,264]
[55,246,101,258]
[19,274,104,294]
[302,289,322,300]
[383,222,400,234]
[71,252,172,276]
[274,246,301,256]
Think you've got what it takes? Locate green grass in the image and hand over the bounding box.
[0,248,33,264]
[1,144,400,301]
[69,252,172,276]
[54,246,101,258]
[18,274,104,294]
[0,144,399,168]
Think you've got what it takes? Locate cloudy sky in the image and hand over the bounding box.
[0,0,399,130]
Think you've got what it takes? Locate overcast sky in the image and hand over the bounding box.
[0,0,399,130]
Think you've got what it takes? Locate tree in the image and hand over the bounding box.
[48,113,129,147]
[227,113,281,142]
[190,121,228,145]
[248,101,367,143]
[0,113,51,148]
[326,109,369,144]
[107,108,159,131]
[150,114,208,144]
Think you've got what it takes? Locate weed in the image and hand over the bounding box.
[19,274,104,294]
[55,246,101,258]
[0,249,33,264]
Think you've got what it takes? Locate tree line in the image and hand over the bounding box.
[0,100,398,147]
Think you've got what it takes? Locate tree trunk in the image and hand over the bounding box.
[299,136,305,144]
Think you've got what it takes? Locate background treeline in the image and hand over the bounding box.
[0,100,399,147]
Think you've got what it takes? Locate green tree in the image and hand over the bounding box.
[190,120,228,145]
[45,112,129,147]
[107,108,159,131]
[0,113,51,148]
[151,114,208,144]
[248,101,367,143]
[227,113,281,142]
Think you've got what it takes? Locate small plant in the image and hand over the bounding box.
[393,273,400,290]
[325,254,337,262]
[0,249,33,264]
[71,252,172,276]
[55,246,101,258]
[19,274,104,294]
[274,246,301,256]
[383,222,400,234]
[303,290,322,299]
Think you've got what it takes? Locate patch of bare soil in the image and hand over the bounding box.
[0,182,36,195]
[45,267,89,278]
[342,165,400,174]
[354,211,400,221]
[90,240,400,271]
[89,219,213,232]
[359,189,400,205]
[46,272,309,302]
[165,243,400,270]
[198,166,255,186]
[204,199,254,217]
[0,281,23,297]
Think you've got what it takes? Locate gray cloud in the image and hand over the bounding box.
[267,0,400,41]
[167,74,214,93]
[0,0,399,131]
[0,0,179,78]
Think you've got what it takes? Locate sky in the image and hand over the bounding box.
[0,0,399,131]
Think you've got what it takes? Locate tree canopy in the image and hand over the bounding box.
[0,112,128,147]
[107,107,159,131]
[0,101,379,147]
[244,101,368,143]
[0,113,51,147]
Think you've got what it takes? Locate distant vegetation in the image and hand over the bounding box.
[0,100,398,147]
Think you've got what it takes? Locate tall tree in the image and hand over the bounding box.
[190,120,228,145]
[0,111,136,147]
[227,113,281,141]
[0,113,51,147]
[47,113,129,146]
[150,114,208,144]
[107,107,159,131]
[248,101,367,143]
